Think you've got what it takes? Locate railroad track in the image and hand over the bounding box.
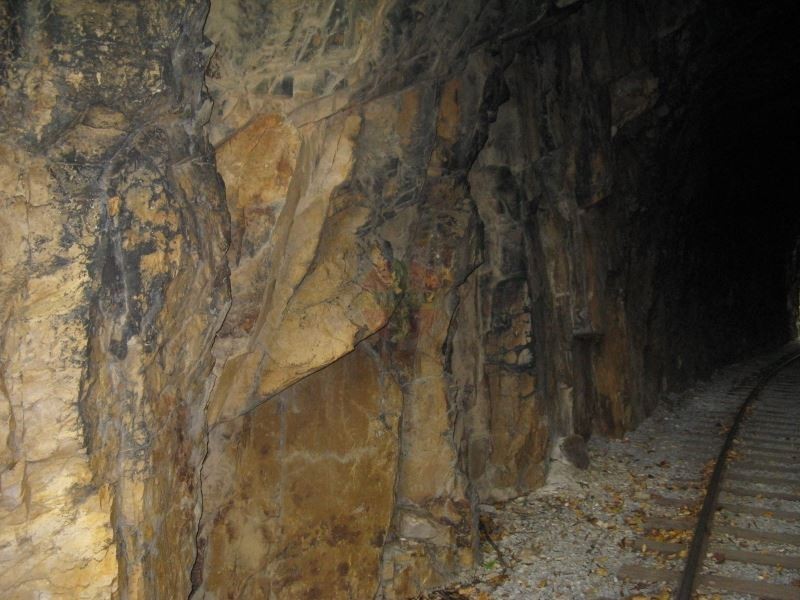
[618,351,800,599]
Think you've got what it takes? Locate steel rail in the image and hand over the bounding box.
[675,350,800,599]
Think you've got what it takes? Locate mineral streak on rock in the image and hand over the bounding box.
[1,1,228,598]
[1,0,798,598]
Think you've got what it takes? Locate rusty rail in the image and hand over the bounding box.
[675,349,800,600]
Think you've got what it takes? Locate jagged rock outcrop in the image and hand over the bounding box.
[193,2,800,596]
[192,2,678,594]
[1,1,227,598]
[1,0,798,598]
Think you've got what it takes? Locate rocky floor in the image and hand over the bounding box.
[421,348,800,599]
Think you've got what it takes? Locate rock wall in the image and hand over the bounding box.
[197,2,800,597]
[195,0,800,597]
[1,0,798,598]
[0,1,228,598]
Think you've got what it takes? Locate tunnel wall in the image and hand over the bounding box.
[1,0,797,598]
[193,0,800,596]
[0,2,228,598]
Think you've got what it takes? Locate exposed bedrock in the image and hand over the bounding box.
[0,0,797,598]
[0,1,228,598]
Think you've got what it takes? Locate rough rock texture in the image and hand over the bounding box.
[193,0,800,597]
[195,339,401,599]
[1,0,798,599]
[0,1,227,598]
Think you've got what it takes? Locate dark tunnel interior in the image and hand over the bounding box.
[637,0,800,383]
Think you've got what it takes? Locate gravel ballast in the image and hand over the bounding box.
[420,347,800,599]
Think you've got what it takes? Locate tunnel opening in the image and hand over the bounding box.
[631,0,800,390]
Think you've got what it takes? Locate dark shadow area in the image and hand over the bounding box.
[646,0,800,380]
[691,91,800,348]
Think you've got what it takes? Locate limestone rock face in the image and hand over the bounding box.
[1,1,228,598]
[1,0,798,599]
[196,339,401,599]
[195,0,800,595]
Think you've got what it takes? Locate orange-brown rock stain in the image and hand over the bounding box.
[198,340,401,599]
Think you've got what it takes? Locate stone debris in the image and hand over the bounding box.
[556,434,591,470]
[420,349,798,599]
